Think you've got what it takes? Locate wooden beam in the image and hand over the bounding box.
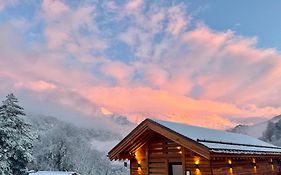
[146,143,149,175]
[181,146,186,175]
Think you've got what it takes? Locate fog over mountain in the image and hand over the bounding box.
[230,115,281,145]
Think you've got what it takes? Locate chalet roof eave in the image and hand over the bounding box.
[210,148,281,155]
[210,150,281,159]
[107,119,150,160]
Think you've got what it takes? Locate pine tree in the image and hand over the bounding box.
[0,94,34,175]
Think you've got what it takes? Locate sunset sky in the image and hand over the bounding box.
[1,0,281,129]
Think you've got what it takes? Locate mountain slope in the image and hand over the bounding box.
[230,115,281,138]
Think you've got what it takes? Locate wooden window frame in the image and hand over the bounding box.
[168,162,184,175]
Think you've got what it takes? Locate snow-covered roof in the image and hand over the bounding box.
[152,119,281,154]
[29,172,79,175]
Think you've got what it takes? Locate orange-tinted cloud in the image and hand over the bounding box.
[101,61,135,84]
[81,86,281,128]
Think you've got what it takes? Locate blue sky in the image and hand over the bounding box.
[1,1,281,51]
[1,0,281,128]
[189,0,281,49]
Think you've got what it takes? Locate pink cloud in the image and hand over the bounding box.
[166,5,189,35]
[125,0,143,11]
[101,61,134,84]
[42,0,70,19]
[28,81,57,91]
[44,27,69,49]
[84,86,281,128]
[41,1,106,64]
[141,64,192,95]
[181,25,281,107]
[2,0,281,130]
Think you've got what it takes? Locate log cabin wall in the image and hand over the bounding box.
[211,157,279,175]
[131,145,148,175]
[184,148,212,175]
[131,134,211,175]
[129,133,281,175]
[147,135,182,175]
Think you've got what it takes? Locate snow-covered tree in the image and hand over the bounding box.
[29,117,129,175]
[31,123,76,171]
[0,94,34,175]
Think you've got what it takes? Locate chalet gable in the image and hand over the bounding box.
[108,119,210,160]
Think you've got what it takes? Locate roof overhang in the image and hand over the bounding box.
[108,119,211,160]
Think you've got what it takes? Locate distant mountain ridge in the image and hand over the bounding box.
[229,115,281,138]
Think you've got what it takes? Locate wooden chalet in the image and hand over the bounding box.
[108,119,281,175]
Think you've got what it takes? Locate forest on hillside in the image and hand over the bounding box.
[0,93,129,175]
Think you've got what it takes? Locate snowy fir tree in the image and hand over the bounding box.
[0,94,34,175]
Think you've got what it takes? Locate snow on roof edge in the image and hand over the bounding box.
[151,118,281,153]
